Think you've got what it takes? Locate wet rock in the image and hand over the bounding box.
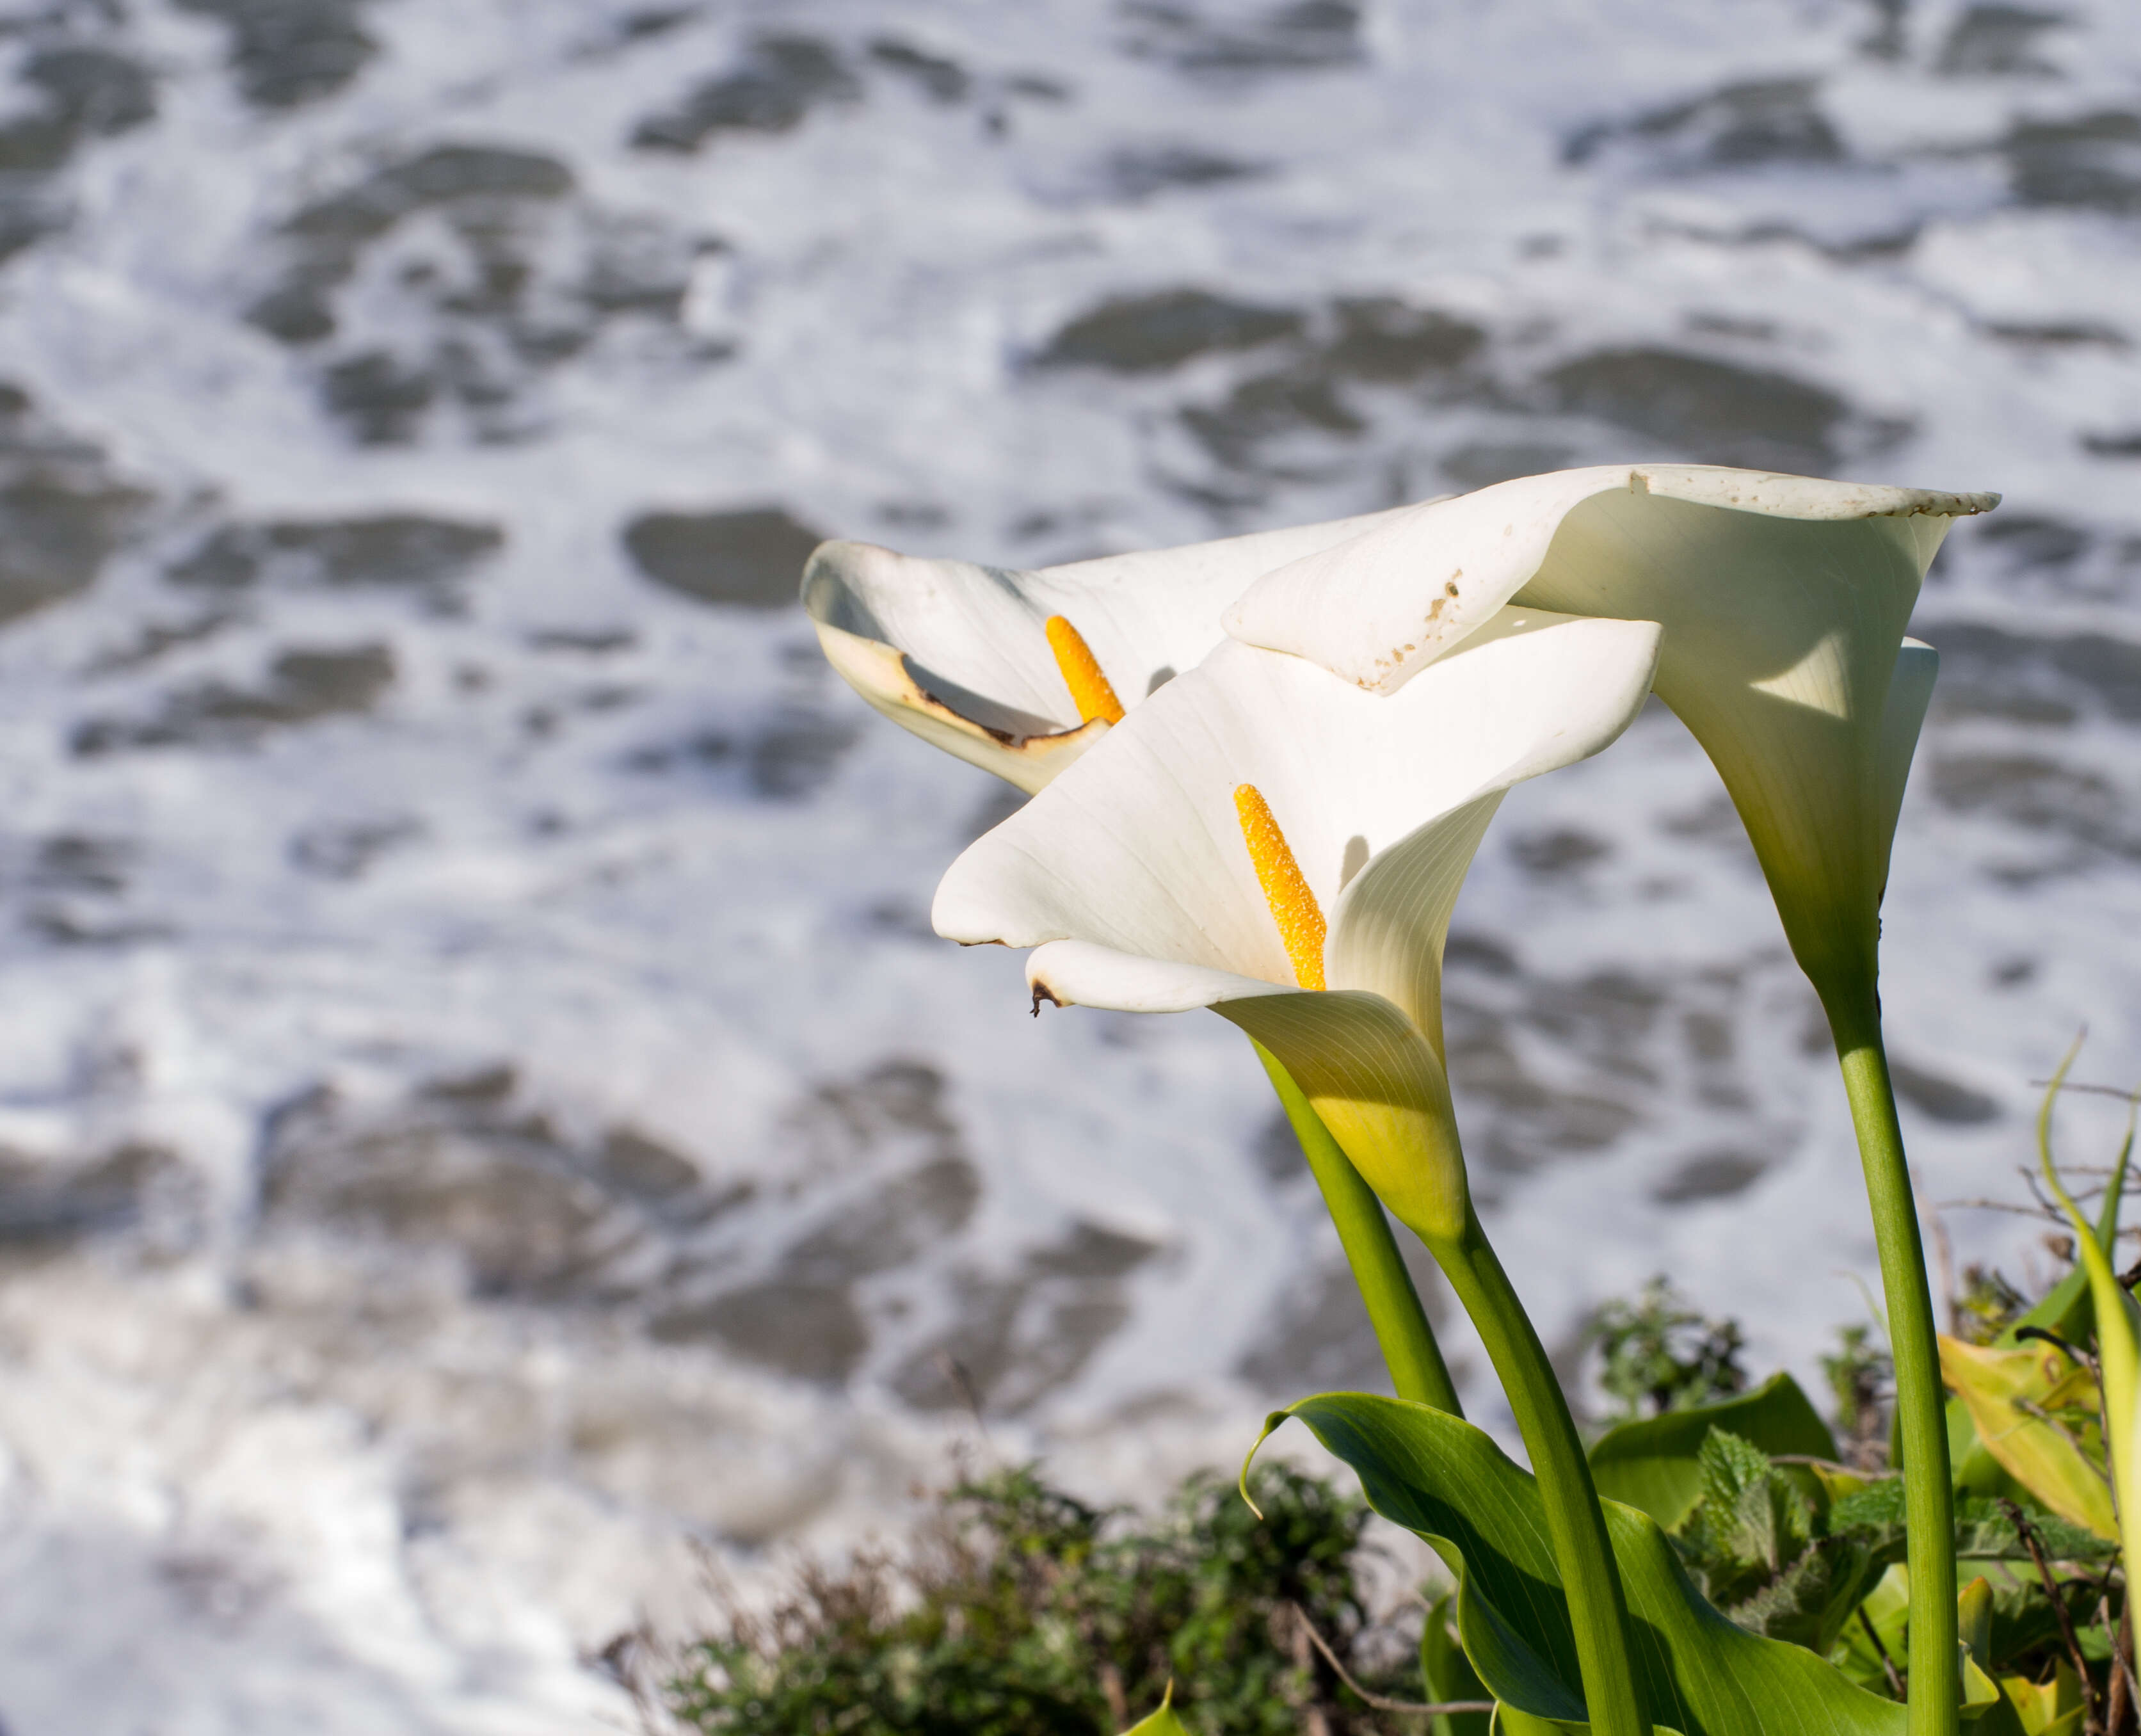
[1324,298,1486,384]
[1651,1150,1769,1205]
[2005,109,2141,213]
[649,1281,869,1382]
[623,708,860,801]
[1937,6,2069,77]
[251,143,695,444]
[1543,347,1851,473]
[29,833,132,896]
[890,1217,1160,1415]
[173,0,380,110]
[1888,1060,2000,1124]
[1510,827,1612,876]
[1567,79,1845,171]
[168,514,504,598]
[73,643,397,754]
[1975,513,2089,571]
[1118,0,1365,82]
[1927,621,2141,726]
[318,351,437,446]
[1927,751,2135,866]
[0,45,156,176]
[622,506,825,608]
[0,385,152,625]
[630,35,858,154]
[1032,288,1304,373]
[0,1143,197,1251]
[1180,366,1363,471]
[1100,145,1271,200]
[2083,430,2141,457]
[867,38,970,104]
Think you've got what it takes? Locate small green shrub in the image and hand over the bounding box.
[668,1462,1423,1735]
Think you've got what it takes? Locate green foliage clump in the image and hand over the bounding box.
[668,1462,1421,1735]
[1592,1275,1748,1422]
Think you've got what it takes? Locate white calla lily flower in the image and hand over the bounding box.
[1222,464,1998,997]
[931,608,1661,1241]
[801,507,1416,793]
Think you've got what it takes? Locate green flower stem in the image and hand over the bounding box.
[1253,1041,1463,1415]
[1824,983,1958,1736]
[1424,1203,1649,1736]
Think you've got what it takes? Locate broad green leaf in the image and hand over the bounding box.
[1259,1393,1907,1735]
[1119,1684,1189,1735]
[1420,1593,1493,1736]
[1936,1336,2116,1540]
[1587,1374,1839,1530]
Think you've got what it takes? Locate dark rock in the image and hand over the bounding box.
[622,506,826,607]
[173,0,380,110]
[1324,298,1486,383]
[630,36,858,154]
[1927,621,2141,725]
[1511,828,1612,875]
[1032,288,1304,373]
[0,473,154,624]
[168,514,504,595]
[1937,6,2069,76]
[650,1280,870,1381]
[1651,1149,1769,1204]
[1568,78,1845,170]
[73,643,397,754]
[1118,0,1363,81]
[1543,347,1850,473]
[2005,109,2141,213]
[321,351,438,446]
[0,45,156,174]
[1975,513,2089,570]
[2083,430,2141,457]
[867,38,970,103]
[0,1143,196,1250]
[595,1128,702,1206]
[1180,367,1363,471]
[889,1217,1158,1415]
[1928,751,2135,865]
[1889,1060,2001,1124]
[1100,145,1271,200]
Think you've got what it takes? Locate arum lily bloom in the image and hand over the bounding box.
[803,510,1465,1411]
[935,609,1664,1736]
[1223,462,1998,1736]
[801,508,1413,792]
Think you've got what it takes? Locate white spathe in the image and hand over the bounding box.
[932,609,1662,1239]
[1223,465,1998,997]
[801,506,1415,792]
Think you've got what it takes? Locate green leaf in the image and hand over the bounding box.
[1261,1393,1907,1735]
[1587,1374,1840,1530]
[1420,1593,1494,1736]
[1118,1684,1189,1735]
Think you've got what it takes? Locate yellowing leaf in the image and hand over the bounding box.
[1936,1336,2117,1541]
[2000,1660,2087,1736]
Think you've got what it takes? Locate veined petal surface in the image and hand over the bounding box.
[931,611,1660,988]
[802,506,1412,790]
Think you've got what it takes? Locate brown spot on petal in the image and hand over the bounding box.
[1030,983,1061,1016]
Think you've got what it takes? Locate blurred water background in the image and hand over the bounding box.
[0,0,2136,1728]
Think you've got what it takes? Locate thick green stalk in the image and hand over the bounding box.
[1824,983,1958,1736]
[1424,1203,1649,1736]
[1254,1041,1463,1415]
